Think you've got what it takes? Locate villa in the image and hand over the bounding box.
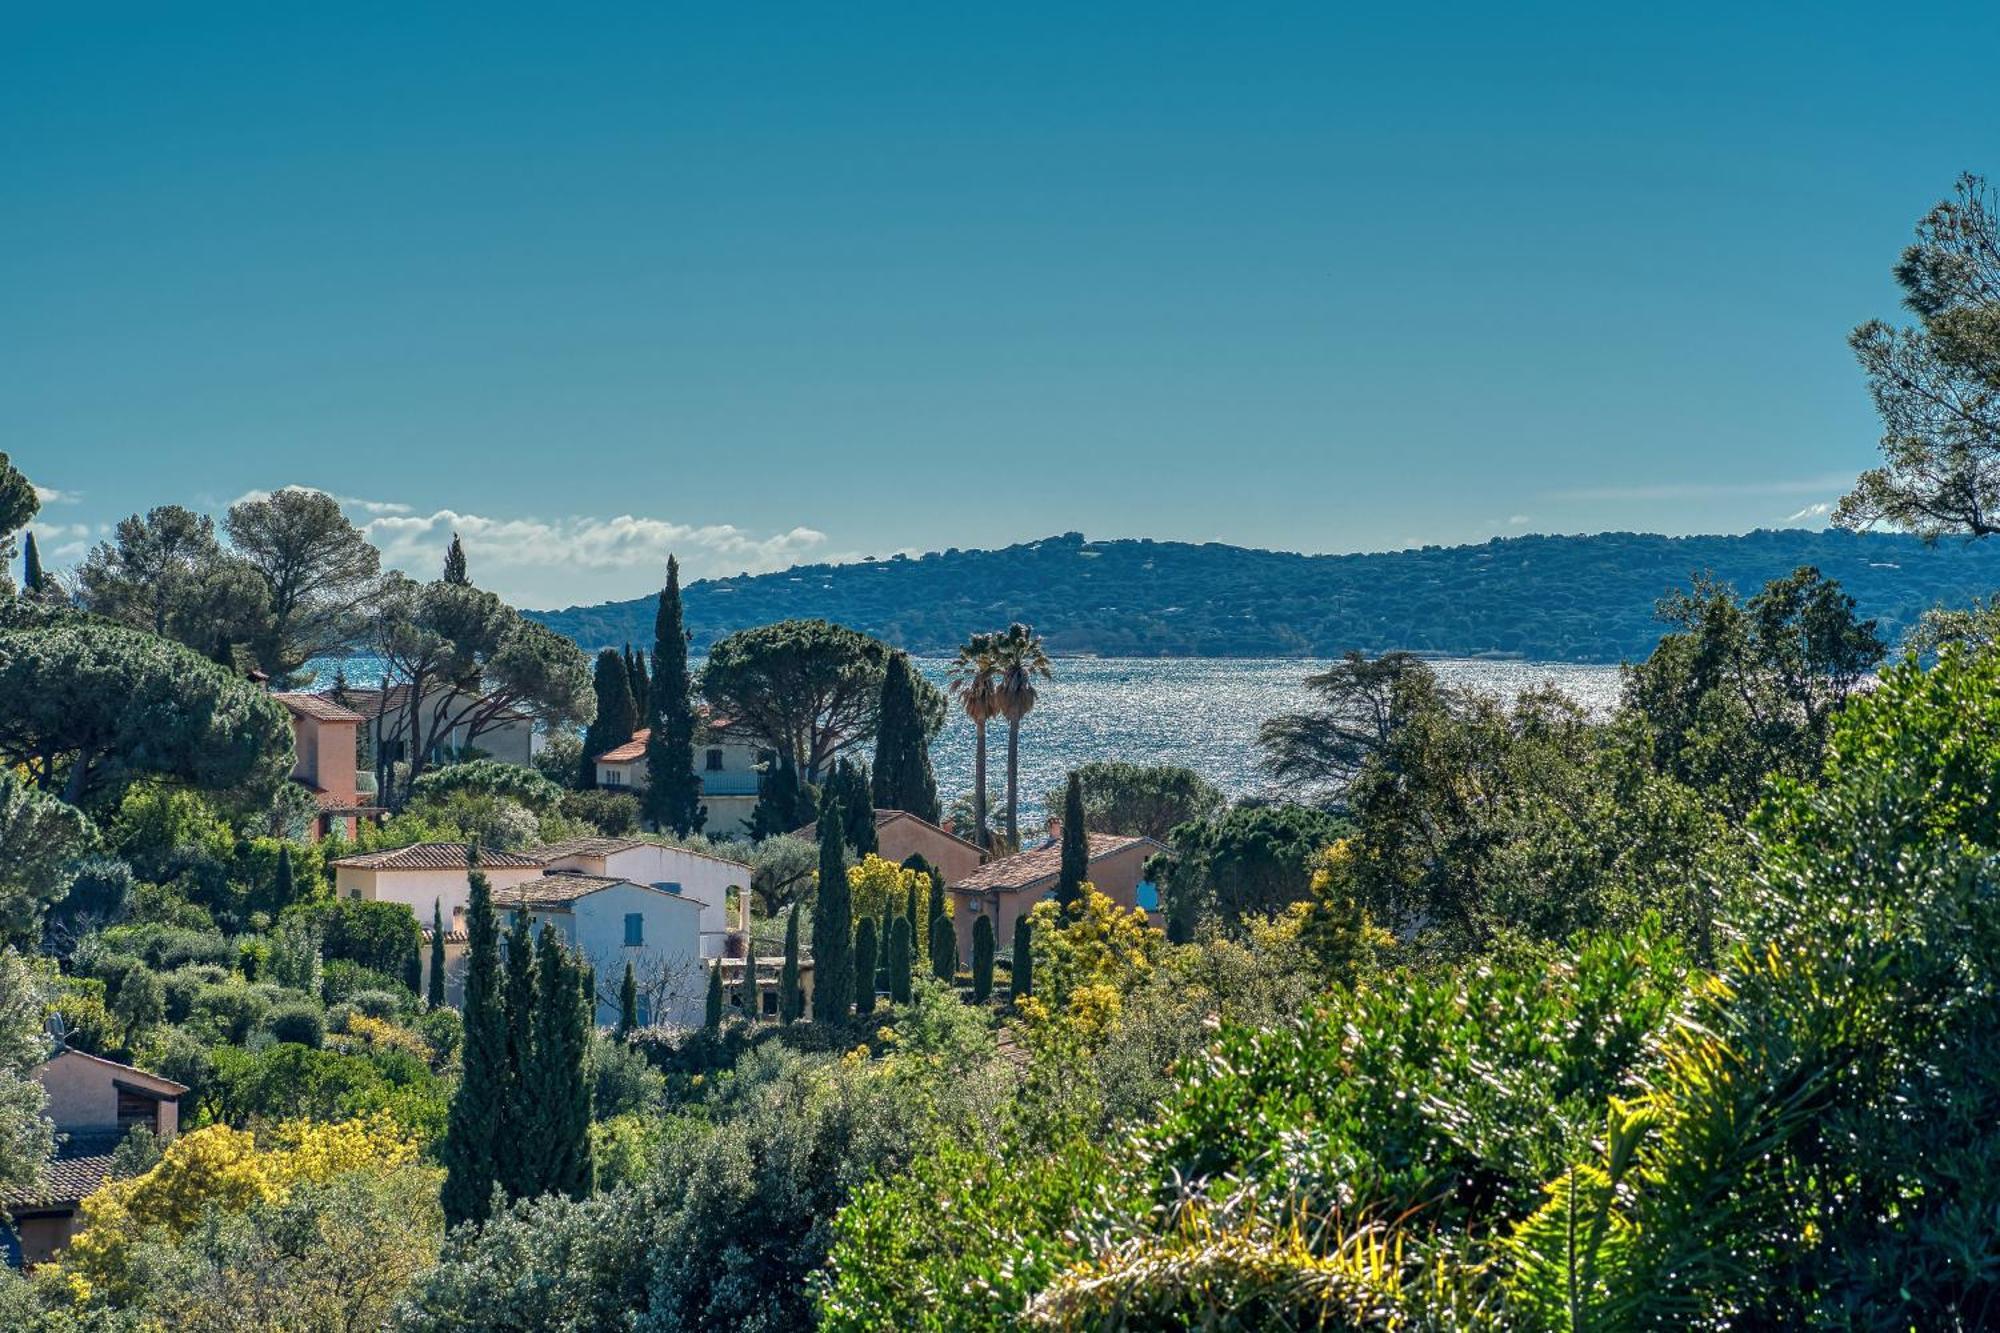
[323,683,537,774]
[946,826,1167,963]
[3,1049,185,1267]
[791,808,986,885]
[492,873,705,1027]
[272,691,384,841]
[591,716,771,836]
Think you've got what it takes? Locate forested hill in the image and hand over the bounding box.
[525,529,2000,663]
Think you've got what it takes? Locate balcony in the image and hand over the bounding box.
[699,771,761,797]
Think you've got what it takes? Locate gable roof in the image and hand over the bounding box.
[595,729,650,764]
[950,832,1166,894]
[328,842,545,871]
[38,1047,189,1097]
[531,835,753,873]
[273,692,366,724]
[792,808,985,856]
[495,871,705,912]
[5,1152,116,1209]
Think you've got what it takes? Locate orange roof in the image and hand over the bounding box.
[951,832,1165,894]
[793,809,985,855]
[596,729,650,763]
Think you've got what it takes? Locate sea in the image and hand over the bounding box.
[320,655,1622,825]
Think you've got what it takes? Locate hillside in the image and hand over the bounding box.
[525,529,2000,663]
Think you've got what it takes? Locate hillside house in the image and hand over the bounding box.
[272,691,383,841]
[529,835,749,956]
[792,809,986,885]
[493,874,705,1027]
[946,828,1167,963]
[326,683,537,777]
[4,1050,184,1267]
[592,718,770,837]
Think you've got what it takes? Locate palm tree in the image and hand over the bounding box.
[990,623,1052,849]
[948,633,1001,848]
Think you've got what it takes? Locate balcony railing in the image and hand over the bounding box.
[699,771,761,797]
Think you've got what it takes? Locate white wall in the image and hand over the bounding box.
[335,863,544,928]
[560,884,704,1027]
[545,844,749,956]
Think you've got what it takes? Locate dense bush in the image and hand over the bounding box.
[265,1001,327,1049]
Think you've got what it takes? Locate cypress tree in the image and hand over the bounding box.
[528,924,593,1200]
[810,790,853,1023]
[273,845,296,912]
[780,905,803,1024]
[852,917,878,1017]
[749,750,803,840]
[876,902,892,995]
[628,647,650,725]
[404,933,423,997]
[617,960,638,1038]
[903,880,922,971]
[741,931,760,1019]
[428,902,447,1009]
[579,649,638,789]
[22,532,48,599]
[643,556,706,835]
[497,905,538,1201]
[442,532,469,585]
[828,760,876,853]
[871,651,942,822]
[1056,771,1089,912]
[704,961,723,1030]
[888,914,913,1004]
[972,914,995,1003]
[441,846,506,1226]
[926,871,946,944]
[930,913,957,984]
[1012,916,1034,1001]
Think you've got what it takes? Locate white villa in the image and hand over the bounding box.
[328,838,753,1026]
[592,718,771,837]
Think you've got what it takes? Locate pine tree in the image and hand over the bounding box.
[1012,916,1034,1001]
[441,846,506,1226]
[643,556,705,835]
[810,790,853,1023]
[853,917,878,1017]
[528,924,593,1200]
[442,533,469,585]
[579,649,638,789]
[749,750,804,840]
[888,914,913,1004]
[497,906,538,1201]
[930,913,957,983]
[617,960,638,1038]
[780,905,803,1024]
[1056,771,1088,912]
[428,902,447,1009]
[273,845,296,911]
[871,651,942,822]
[972,914,995,1003]
[704,962,723,1030]
[825,760,876,853]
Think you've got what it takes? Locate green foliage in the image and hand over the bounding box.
[265,1000,326,1049]
[74,503,270,664]
[888,914,913,1005]
[0,948,52,1198]
[1044,760,1226,842]
[408,759,565,811]
[618,960,639,1038]
[440,850,505,1226]
[853,916,878,1017]
[810,789,854,1022]
[971,913,995,1003]
[643,555,706,836]
[579,646,638,789]
[703,962,723,1030]
[311,897,423,978]
[1162,802,1347,940]
[224,485,382,683]
[1012,915,1033,1000]
[561,787,641,835]
[0,770,97,944]
[427,902,446,1009]
[1056,771,1088,910]
[871,650,942,822]
[526,923,595,1201]
[825,758,875,853]
[748,748,809,840]
[0,619,294,810]
[780,905,803,1024]
[929,913,956,983]
[698,618,946,781]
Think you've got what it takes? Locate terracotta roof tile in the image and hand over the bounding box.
[273,692,366,724]
[328,842,545,871]
[6,1152,115,1207]
[595,729,650,763]
[950,832,1165,894]
[793,808,985,854]
[494,871,704,911]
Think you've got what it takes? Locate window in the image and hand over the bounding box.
[705,748,725,772]
[761,990,778,1017]
[604,769,624,787]
[635,994,652,1026]
[624,913,644,947]
[115,1087,158,1132]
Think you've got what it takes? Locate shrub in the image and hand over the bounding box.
[311,899,422,978]
[321,959,405,1005]
[560,789,641,836]
[416,1007,462,1068]
[266,1002,327,1049]
[100,923,235,972]
[192,984,269,1044]
[159,969,205,1024]
[346,989,403,1021]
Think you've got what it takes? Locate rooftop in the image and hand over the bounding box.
[273,691,367,724]
[494,870,704,911]
[793,808,985,855]
[5,1152,115,1209]
[951,832,1165,894]
[329,842,546,871]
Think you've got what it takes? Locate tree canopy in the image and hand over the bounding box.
[78,505,270,666]
[699,619,945,781]
[1044,761,1226,841]
[224,487,382,684]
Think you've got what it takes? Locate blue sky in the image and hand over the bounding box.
[6,3,1996,608]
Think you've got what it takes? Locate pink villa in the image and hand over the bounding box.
[946,826,1167,964]
[272,691,384,841]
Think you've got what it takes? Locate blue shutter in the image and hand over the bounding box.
[624,913,644,947]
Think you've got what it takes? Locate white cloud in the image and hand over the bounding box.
[1784,501,1834,523]
[33,485,77,504]
[357,506,845,605]
[1507,514,1531,526]
[229,485,410,515]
